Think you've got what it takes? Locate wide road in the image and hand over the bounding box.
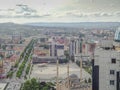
[5,39,35,90]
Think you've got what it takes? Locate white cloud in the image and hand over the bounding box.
[0,2,120,23]
[53,10,120,19]
[0,4,41,18]
[0,7,120,19]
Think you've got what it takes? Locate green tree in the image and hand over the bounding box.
[88,78,91,83]
[23,80,31,90]
[64,50,70,62]
[85,79,87,83]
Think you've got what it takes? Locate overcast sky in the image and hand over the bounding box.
[0,0,120,23]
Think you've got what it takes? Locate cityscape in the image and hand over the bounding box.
[0,0,120,90]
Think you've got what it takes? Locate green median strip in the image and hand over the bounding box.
[16,39,35,78]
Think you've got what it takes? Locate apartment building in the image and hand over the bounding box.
[92,40,120,90]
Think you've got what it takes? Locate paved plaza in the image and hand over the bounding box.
[30,62,91,81]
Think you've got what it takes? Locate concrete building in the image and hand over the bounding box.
[82,41,96,56]
[32,55,66,64]
[49,42,55,56]
[69,38,81,57]
[70,38,96,62]
[37,36,48,43]
[32,55,57,64]
[50,42,64,57]
[56,44,64,56]
[92,40,120,90]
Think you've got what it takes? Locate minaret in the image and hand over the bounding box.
[0,59,3,75]
[80,38,83,82]
[80,56,82,81]
[20,32,22,40]
[56,59,59,90]
[67,63,70,90]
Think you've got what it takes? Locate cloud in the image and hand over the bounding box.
[0,4,120,22]
[91,12,113,17]
[58,11,120,18]
[115,12,120,16]
[0,4,52,18]
[15,4,37,15]
[65,12,85,17]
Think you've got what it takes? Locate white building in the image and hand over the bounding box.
[92,40,120,90]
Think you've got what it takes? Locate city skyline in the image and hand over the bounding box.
[0,0,120,23]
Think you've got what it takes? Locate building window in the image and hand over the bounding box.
[110,80,115,85]
[111,58,116,64]
[110,70,115,75]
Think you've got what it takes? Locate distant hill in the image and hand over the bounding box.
[0,22,120,33]
[25,22,120,29]
[0,22,42,37]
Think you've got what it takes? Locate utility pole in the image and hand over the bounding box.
[80,38,83,82]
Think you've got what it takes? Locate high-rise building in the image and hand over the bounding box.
[69,38,81,57]
[92,40,120,90]
[49,42,55,56]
